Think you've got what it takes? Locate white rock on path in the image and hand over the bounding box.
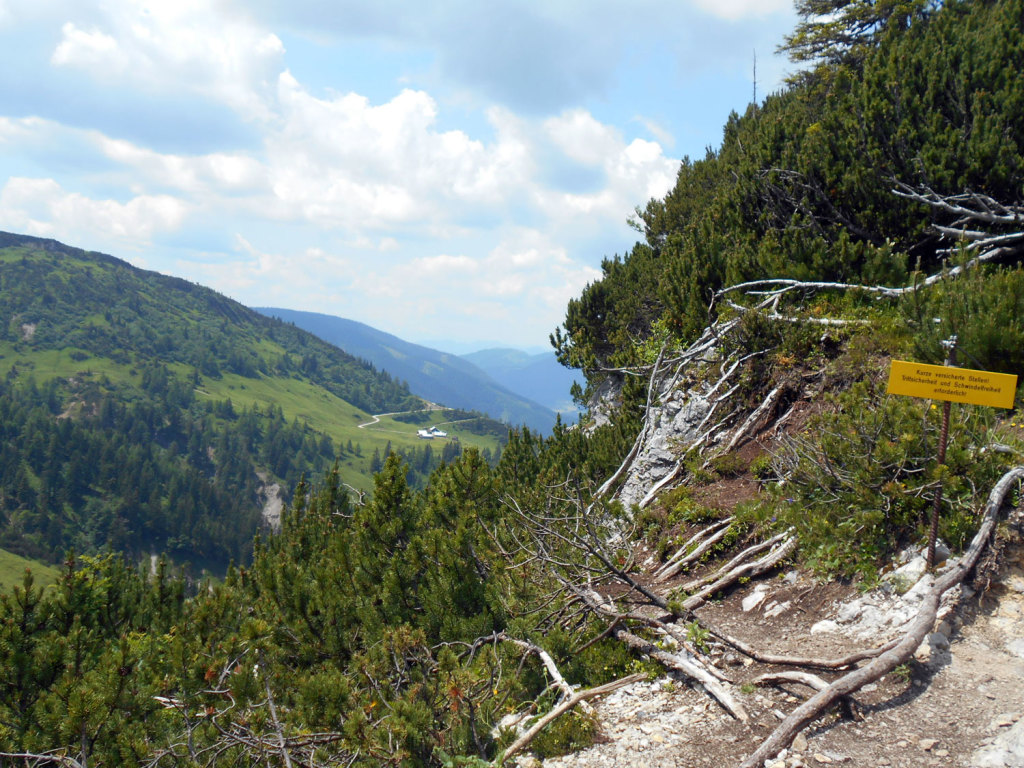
[970,719,1024,767]
[743,584,769,612]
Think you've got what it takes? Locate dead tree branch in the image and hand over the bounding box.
[679,533,797,611]
[0,753,84,768]
[739,465,1024,768]
[496,673,646,765]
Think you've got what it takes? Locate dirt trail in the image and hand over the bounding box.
[537,545,1024,768]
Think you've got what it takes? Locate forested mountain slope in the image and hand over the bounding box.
[0,233,429,568]
[254,307,559,433]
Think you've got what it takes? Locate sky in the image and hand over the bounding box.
[0,0,799,353]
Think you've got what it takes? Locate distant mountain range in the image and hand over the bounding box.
[461,348,582,418]
[254,309,573,433]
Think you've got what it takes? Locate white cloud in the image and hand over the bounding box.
[49,0,285,121]
[95,134,266,194]
[182,236,356,307]
[367,229,602,340]
[51,22,124,71]
[545,110,623,166]
[537,117,678,224]
[0,116,45,144]
[690,0,792,21]
[263,74,533,230]
[632,116,675,150]
[0,177,187,245]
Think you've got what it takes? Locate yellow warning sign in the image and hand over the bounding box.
[887,360,1017,409]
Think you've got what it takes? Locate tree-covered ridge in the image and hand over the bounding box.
[0,233,456,569]
[554,0,1024,377]
[0,414,637,766]
[0,373,330,568]
[0,232,416,415]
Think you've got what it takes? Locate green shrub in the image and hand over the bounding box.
[708,451,745,477]
[768,378,1005,580]
[749,453,775,481]
[905,263,1024,379]
[529,709,600,758]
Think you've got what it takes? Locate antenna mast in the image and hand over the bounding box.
[752,49,758,106]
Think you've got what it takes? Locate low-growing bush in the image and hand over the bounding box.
[764,378,1005,581]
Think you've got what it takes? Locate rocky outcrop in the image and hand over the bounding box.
[617,387,710,510]
[256,471,284,531]
[583,374,624,434]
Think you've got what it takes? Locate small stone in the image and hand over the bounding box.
[837,602,863,623]
[743,585,769,612]
[995,713,1017,727]
[813,754,832,764]
[933,749,948,757]
[792,733,809,753]
[1006,638,1024,659]
[918,738,939,751]
[765,600,792,619]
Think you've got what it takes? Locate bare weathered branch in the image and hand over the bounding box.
[739,466,1024,768]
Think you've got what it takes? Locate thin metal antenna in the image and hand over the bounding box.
[752,49,758,106]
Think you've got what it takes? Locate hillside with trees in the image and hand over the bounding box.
[0,233,495,570]
[2,1,1024,766]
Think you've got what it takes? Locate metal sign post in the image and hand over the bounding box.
[886,340,1018,571]
[926,337,956,571]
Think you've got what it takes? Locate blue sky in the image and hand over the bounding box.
[0,0,798,352]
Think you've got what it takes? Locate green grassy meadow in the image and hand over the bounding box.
[0,549,60,592]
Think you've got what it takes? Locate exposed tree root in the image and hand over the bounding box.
[754,671,861,721]
[497,673,647,765]
[567,586,749,721]
[612,627,750,722]
[738,466,1024,768]
[679,534,797,611]
[680,532,788,593]
[494,632,594,715]
[654,517,735,582]
[717,385,784,457]
[705,623,901,671]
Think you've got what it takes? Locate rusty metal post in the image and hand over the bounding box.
[927,336,957,571]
